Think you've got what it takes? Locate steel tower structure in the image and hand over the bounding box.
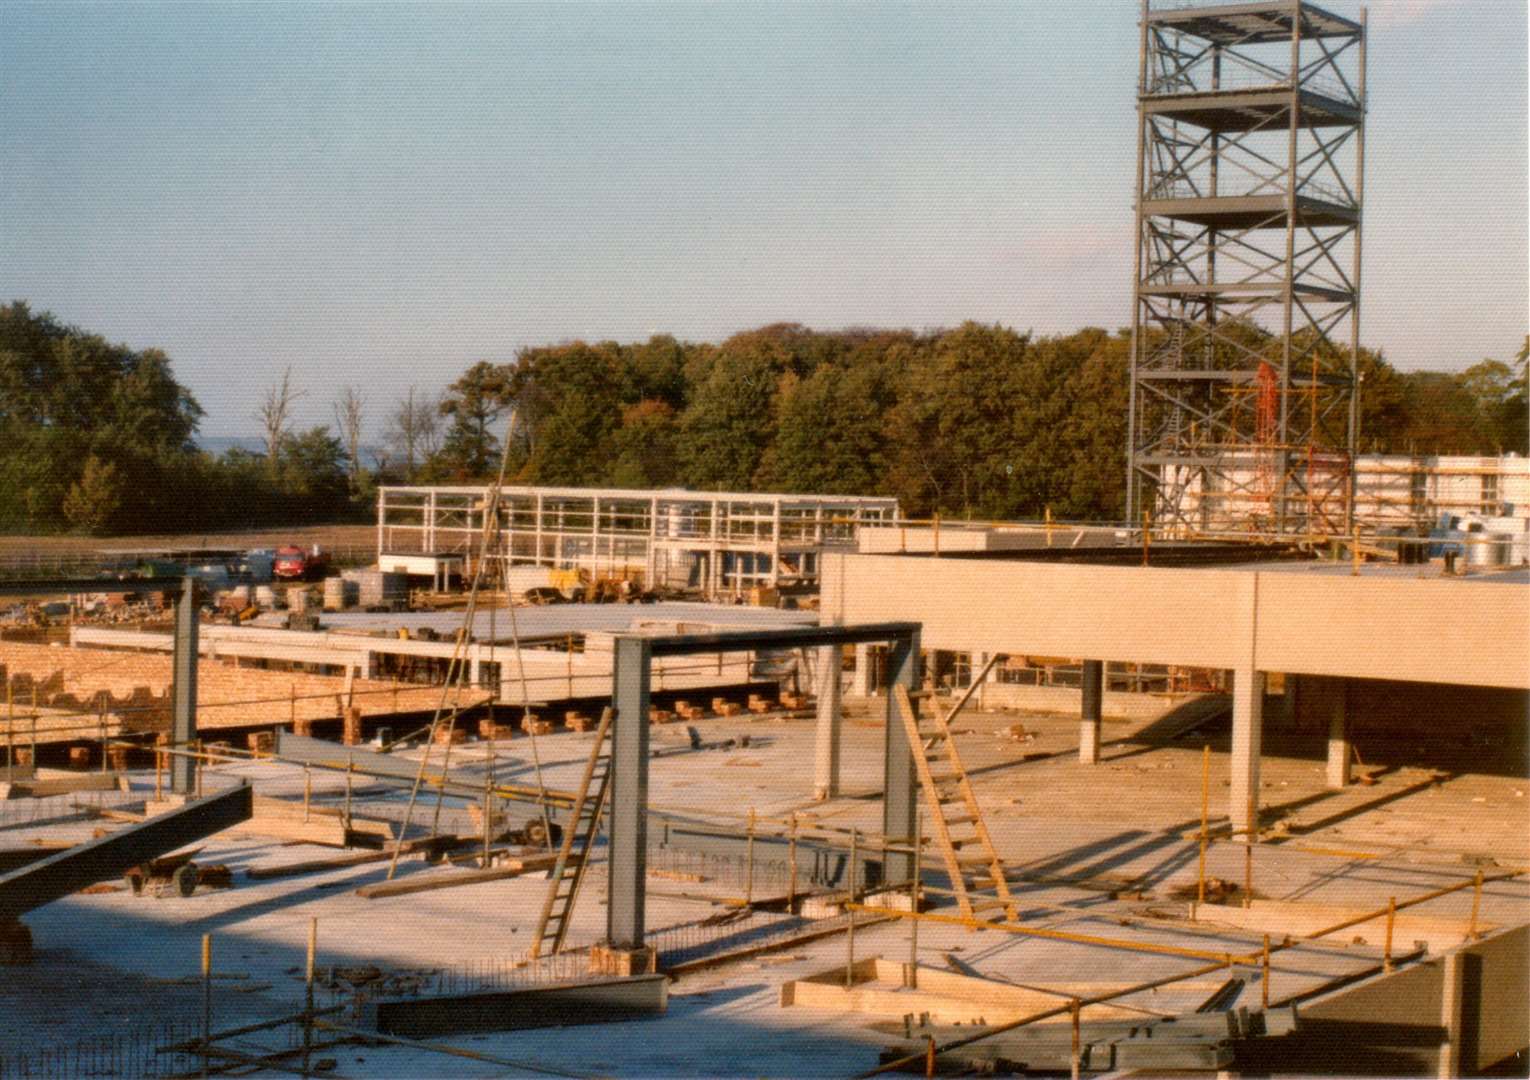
[1126,0,1366,537]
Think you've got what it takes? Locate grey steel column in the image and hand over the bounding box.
[607,636,652,950]
[882,629,920,884]
[170,576,199,795]
[813,643,842,800]
[1079,660,1104,765]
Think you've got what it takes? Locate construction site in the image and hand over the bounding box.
[2,2,1527,1078]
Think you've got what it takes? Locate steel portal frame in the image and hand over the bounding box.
[1127,0,1366,537]
[605,621,921,950]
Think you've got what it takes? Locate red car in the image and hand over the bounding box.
[273,545,328,580]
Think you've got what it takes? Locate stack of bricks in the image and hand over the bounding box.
[710,697,742,717]
[519,712,554,736]
[563,711,594,732]
[671,699,706,722]
[477,716,515,740]
[433,724,469,746]
[747,694,775,714]
[648,707,676,724]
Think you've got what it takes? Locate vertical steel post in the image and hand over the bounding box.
[1347,10,1368,531]
[1125,0,1151,523]
[171,577,199,796]
[883,629,920,884]
[1277,1,1304,531]
[607,636,652,950]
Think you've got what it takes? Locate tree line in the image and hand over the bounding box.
[2,300,1525,535]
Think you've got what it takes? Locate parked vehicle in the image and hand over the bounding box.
[273,545,330,581]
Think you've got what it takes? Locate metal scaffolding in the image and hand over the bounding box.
[377,485,899,597]
[1127,0,1366,537]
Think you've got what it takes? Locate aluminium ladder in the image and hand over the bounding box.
[530,707,614,958]
[894,683,1018,922]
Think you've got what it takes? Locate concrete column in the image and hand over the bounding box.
[1326,676,1351,790]
[170,577,199,796]
[852,643,875,697]
[1437,950,1466,1079]
[1079,659,1104,765]
[813,644,842,800]
[1229,665,1265,842]
[882,630,920,884]
[607,637,652,950]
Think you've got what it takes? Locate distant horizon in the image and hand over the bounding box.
[4,0,1525,439]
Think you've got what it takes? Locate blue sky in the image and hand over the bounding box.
[2,0,1525,437]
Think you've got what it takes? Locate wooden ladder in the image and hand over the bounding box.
[894,683,1017,922]
[530,707,613,958]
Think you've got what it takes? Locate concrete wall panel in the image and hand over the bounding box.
[1255,575,1530,689]
[822,554,1530,690]
[823,554,1246,669]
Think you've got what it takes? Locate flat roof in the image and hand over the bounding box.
[379,484,898,507]
[308,600,819,640]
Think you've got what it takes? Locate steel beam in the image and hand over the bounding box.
[608,636,652,950]
[170,576,199,795]
[0,784,253,921]
[647,622,919,658]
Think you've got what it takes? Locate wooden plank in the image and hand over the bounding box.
[146,796,394,848]
[244,840,445,880]
[355,854,558,899]
[0,772,129,800]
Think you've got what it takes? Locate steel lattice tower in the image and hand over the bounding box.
[1126,0,1366,537]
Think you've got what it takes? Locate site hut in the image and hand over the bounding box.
[375,485,899,599]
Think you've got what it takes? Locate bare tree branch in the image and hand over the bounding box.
[332,385,366,490]
[256,366,306,476]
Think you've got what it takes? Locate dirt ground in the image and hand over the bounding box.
[0,524,374,559]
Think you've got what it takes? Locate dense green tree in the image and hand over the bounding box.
[61,456,124,535]
[509,342,627,486]
[1,303,205,533]
[884,322,1033,519]
[610,400,683,487]
[437,361,514,479]
[763,333,916,495]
